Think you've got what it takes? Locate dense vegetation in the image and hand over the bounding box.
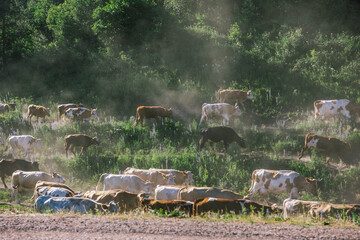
[0,0,360,205]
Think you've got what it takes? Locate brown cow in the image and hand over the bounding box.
[57,103,83,120]
[134,106,172,125]
[218,89,254,110]
[64,134,99,157]
[140,198,193,216]
[299,133,351,163]
[0,159,39,189]
[27,104,50,123]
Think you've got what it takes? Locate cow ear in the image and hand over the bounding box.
[52,172,57,177]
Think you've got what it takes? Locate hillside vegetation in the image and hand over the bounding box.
[0,0,360,204]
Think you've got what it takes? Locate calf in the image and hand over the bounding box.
[35,196,118,214]
[11,170,65,203]
[247,169,318,200]
[140,198,193,216]
[27,104,50,123]
[218,89,254,110]
[65,107,98,122]
[0,159,39,189]
[7,135,42,162]
[134,106,173,125]
[200,103,242,125]
[33,181,75,199]
[57,103,83,120]
[314,99,360,120]
[178,187,244,202]
[64,134,99,157]
[283,198,323,219]
[199,126,245,151]
[298,133,351,163]
[96,173,152,194]
[124,168,176,189]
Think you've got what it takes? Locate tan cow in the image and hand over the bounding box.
[134,106,172,125]
[177,187,244,202]
[149,168,194,185]
[200,103,242,125]
[298,133,351,163]
[218,89,254,110]
[124,168,176,189]
[314,99,360,120]
[27,104,50,123]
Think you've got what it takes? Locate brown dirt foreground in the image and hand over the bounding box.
[1,214,360,240]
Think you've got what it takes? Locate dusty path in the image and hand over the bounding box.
[1,214,360,239]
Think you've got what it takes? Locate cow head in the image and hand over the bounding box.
[247,90,254,101]
[165,108,173,118]
[52,172,66,183]
[91,109,99,119]
[35,139,42,149]
[305,177,318,196]
[165,173,176,185]
[32,161,40,171]
[236,136,246,148]
[92,137,99,145]
[101,201,118,213]
[144,182,153,194]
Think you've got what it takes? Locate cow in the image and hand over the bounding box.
[27,104,50,123]
[33,181,75,199]
[199,126,246,151]
[83,189,140,212]
[134,106,173,126]
[140,198,193,216]
[246,169,318,200]
[35,196,118,214]
[218,89,254,110]
[177,187,244,202]
[149,169,194,185]
[314,99,360,120]
[7,135,42,162]
[57,103,83,120]
[96,173,152,194]
[65,107,98,122]
[199,103,242,125]
[194,198,278,216]
[283,198,323,219]
[298,133,351,163]
[0,103,16,114]
[64,134,99,157]
[0,159,39,189]
[309,202,360,218]
[11,170,65,203]
[124,168,176,189]
[155,185,188,201]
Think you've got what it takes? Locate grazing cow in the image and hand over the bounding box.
[155,185,188,201]
[35,196,118,214]
[0,103,16,113]
[247,169,318,200]
[218,89,254,110]
[57,103,83,120]
[124,168,176,189]
[177,187,244,202]
[298,133,351,163]
[33,181,75,199]
[194,198,278,216]
[199,126,246,151]
[27,104,50,123]
[11,170,65,203]
[65,107,98,122]
[200,103,242,125]
[140,198,193,216]
[64,134,99,157]
[96,173,152,194]
[7,135,42,162]
[0,159,39,189]
[283,198,323,219]
[314,99,360,120]
[134,106,173,125]
[149,169,194,185]
[309,202,360,218]
[83,189,140,212]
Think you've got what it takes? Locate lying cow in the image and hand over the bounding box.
[247,169,318,199]
[27,104,50,123]
[83,189,140,212]
[0,103,16,113]
[283,198,323,219]
[314,99,360,120]
[148,168,194,185]
[96,173,152,194]
[155,185,189,201]
[35,196,118,214]
[177,187,244,202]
[7,135,42,162]
[298,133,351,163]
[218,89,254,110]
[140,198,193,216]
[64,134,99,157]
[0,159,39,189]
[124,168,175,189]
[199,126,245,151]
[134,106,173,125]
[11,170,65,203]
[65,107,98,122]
[309,202,360,218]
[33,181,75,199]
[57,103,83,120]
[200,103,242,125]
[194,198,278,216]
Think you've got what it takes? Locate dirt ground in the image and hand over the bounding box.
[1,213,360,240]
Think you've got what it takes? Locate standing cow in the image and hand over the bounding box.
[0,159,39,189]
[64,134,99,157]
[134,106,173,125]
[218,89,254,110]
[57,103,83,120]
[27,104,50,123]
[96,173,152,194]
[0,103,16,114]
[314,99,360,120]
[199,126,245,151]
[65,107,98,122]
[7,135,42,162]
[200,103,242,125]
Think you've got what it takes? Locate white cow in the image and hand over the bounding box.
[155,185,187,201]
[200,103,242,125]
[35,196,118,214]
[124,168,176,189]
[314,99,360,119]
[65,107,98,122]
[7,135,42,162]
[283,198,323,219]
[11,170,66,203]
[96,173,152,194]
[149,168,194,185]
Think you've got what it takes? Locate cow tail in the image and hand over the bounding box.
[96,173,107,191]
[134,110,139,125]
[4,135,11,152]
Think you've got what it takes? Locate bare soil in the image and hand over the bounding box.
[1,213,360,240]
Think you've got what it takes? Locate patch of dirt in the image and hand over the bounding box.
[1,214,360,239]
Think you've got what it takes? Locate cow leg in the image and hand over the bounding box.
[223,116,230,126]
[223,142,229,152]
[199,115,206,125]
[69,145,75,156]
[80,147,86,155]
[65,143,69,157]
[1,174,7,189]
[298,147,307,160]
[199,137,206,151]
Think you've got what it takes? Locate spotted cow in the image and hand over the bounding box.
[200,103,242,125]
[314,99,360,120]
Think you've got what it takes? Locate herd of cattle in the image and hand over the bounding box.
[0,90,360,219]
